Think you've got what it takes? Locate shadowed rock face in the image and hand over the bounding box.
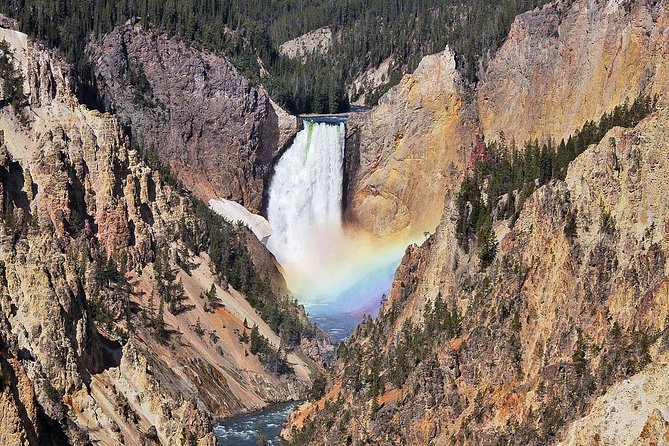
[87,22,300,213]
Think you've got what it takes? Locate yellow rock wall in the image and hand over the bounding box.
[345,48,476,240]
[479,0,669,145]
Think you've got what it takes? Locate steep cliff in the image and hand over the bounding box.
[0,26,318,445]
[287,105,669,446]
[345,0,669,243]
[479,0,669,145]
[86,22,300,213]
[344,48,476,240]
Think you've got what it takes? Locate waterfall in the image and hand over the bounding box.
[267,120,345,270]
[266,118,412,336]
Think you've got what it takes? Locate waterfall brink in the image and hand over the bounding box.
[267,120,345,269]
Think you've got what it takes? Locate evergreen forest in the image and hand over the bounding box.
[0,0,549,113]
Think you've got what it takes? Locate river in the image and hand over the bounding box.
[214,402,300,445]
[212,314,360,444]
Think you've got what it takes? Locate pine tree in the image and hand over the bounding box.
[155,296,168,343]
[193,317,204,337]
[0,39,24,113]
[250,324,261,354]
[206,284,217,311]
[169,278,187,314]
[477,222,497,269]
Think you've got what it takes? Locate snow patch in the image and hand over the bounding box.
[209,199,272,244]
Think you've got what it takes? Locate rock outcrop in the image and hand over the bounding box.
[86,22,300,213]
[0,26,318,445]
[279,27,333,62]
[559,355,669,446]
[479,0,669,145]
[344,47,476,240]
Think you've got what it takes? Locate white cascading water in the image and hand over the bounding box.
[267,120,345,275]
[266,119,416,340]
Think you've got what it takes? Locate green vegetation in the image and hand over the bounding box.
[78,142,314,352]
[182,198,313,347]
[0,39,25,114]
[153,294,169,344]
[456,95,656,258]
[153,246,189,315]
[0,0,549,113]
[476,222,497,269]
[291,293,462,444]
[309,372,327,401]
[192,317,205,337]
[0,368,8,392]
[201,284,218,312]
[249,324,293,374]
[289,95,660,444]
[339,294,461,396]
[90,248,135,333]
[386,295,461,388]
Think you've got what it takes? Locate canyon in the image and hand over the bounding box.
[0,0,668,444]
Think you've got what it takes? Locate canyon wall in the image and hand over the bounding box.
[479,0,669,145]
[344,48,476,240]
[345,0,669,242]
[0,26,318,445]
[288,0,669,444]
[288,103,669,446]
[87,22,300,213]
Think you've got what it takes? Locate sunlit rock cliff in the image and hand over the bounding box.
[0,25,318,446]
[479,0,669,145]
[344,47,476,240]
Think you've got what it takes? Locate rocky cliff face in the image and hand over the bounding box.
[287,106,669,446]
[345,0,669,243]
[0,26,318,446]
[344,48,476,240]
[479,0,669,145]
[86,22,300,213]
[287,0,669,444]
[279,27,333,62]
